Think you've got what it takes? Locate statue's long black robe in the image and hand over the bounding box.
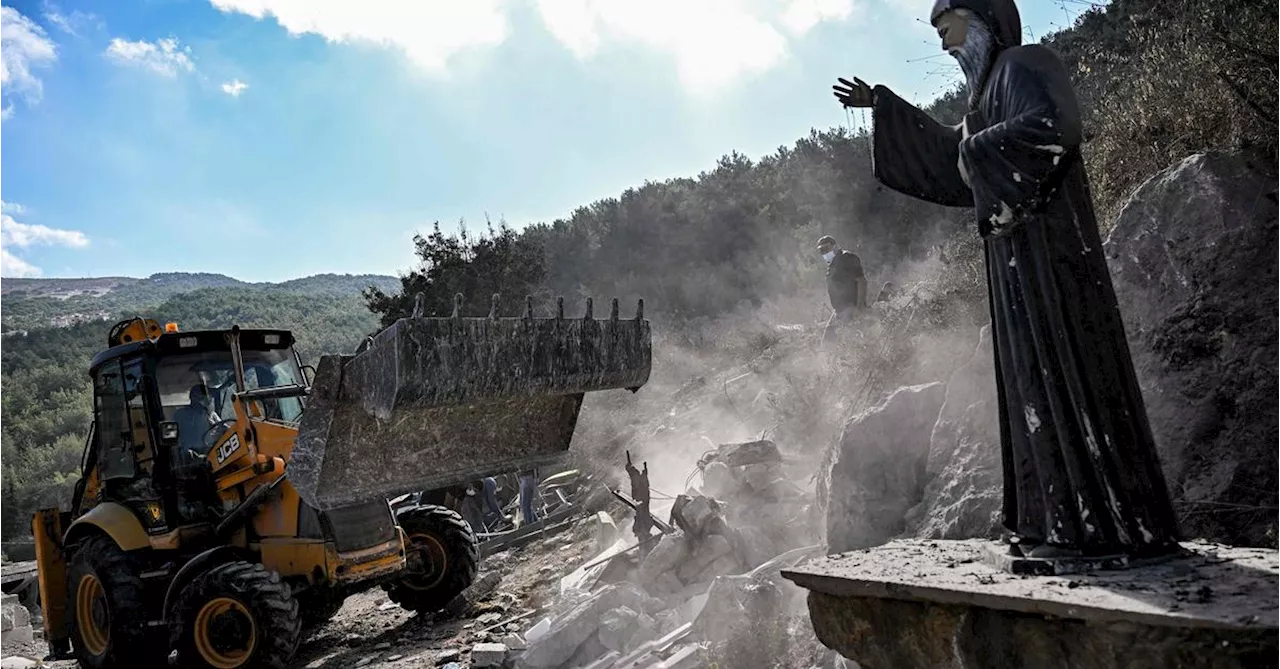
[869,43,1180,555]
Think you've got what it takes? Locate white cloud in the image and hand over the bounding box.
[43,2,99,36]
[1,7,58,118]
[537,0,793,91]
[1,202,89,278]
[207,0,855,92]
[221,79,249,96]
[209,0,508,74]
[780,0,856,35]
[535,0,856,91]
[105,37,195,77]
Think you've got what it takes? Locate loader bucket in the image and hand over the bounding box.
[291,298,652,509]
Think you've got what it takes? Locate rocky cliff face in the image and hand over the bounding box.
[824,383,946,553]
[822,151,1278,553]
[1104,151,1278,546]
[905,325,1003,541]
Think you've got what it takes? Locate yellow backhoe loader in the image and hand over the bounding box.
[30,295,650,668]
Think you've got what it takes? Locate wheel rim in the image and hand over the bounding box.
[75,573,110,656]
[402,532,448,591]
[194,597,257,668]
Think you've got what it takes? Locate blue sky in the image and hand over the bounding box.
[1,0,1094,281]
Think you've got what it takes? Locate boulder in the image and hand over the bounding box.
[1104,151,1278,545]
[638,532,688,596]
[675,534,737,584]
[824,383,947,553]
[597,606,640,653]
[906,325,1003,540]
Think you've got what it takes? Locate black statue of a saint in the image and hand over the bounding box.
[834,0,1180,560]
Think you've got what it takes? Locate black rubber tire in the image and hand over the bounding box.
[383,505,478,613]
[171,561,302,669]
[298,587,345,634]
[66,535,163,669]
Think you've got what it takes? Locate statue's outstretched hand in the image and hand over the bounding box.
[833,77,873,108]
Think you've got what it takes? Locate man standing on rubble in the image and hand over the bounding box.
[817,235,868,343]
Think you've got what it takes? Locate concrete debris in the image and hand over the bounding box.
[580,651,623,669]
[693,574,784,645]
[1,593,34,646]
[501,633,529,651]
[669,494,725,538]
[524,618,551,643]
[504,438,824,669]
[598,606,640,653]
[647,644,700,669]
[0,659,39,669]
[437,648,462,664]
[470,642,509,667]
[594,511,620,553]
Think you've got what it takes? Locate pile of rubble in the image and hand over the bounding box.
[504,441,825,669]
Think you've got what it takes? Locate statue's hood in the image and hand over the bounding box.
[931,0,1023,52]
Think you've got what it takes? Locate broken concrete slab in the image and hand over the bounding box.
[669,495,725,538]
[470,642,508,667]
[594,511,620,553]
[783,539,1279,669]
[0,658,39,669]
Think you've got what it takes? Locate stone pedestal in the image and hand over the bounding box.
[781,539,1278,669]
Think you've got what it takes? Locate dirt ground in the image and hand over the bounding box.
[2,521,595,669]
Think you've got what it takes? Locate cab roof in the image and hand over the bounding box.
[90,328,296,373]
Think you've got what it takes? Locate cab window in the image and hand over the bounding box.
[93,360,134,481]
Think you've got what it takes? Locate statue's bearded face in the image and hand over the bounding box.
[933,8,973,51]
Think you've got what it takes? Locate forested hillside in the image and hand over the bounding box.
[0,273,395,539]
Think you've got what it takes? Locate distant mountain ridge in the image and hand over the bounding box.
[0,272,399,331]
[1,272,398,297]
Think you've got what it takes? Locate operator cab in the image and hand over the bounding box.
[82,318,309,528]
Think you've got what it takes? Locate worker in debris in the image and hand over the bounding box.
[459,484,485,534]
[481,476,504,527]
[518,469,539,525]
[817,235,868,343]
